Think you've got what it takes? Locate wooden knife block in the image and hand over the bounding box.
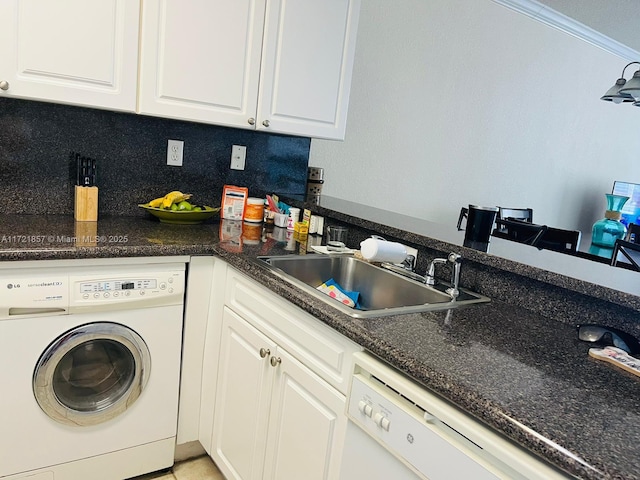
[74,186,98,221]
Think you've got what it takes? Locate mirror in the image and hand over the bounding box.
[308,0,640,295]
[313,195,639,297]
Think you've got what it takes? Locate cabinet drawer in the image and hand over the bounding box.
[225,267,361,395]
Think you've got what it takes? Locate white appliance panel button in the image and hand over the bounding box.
[358,400,373,417]
[374,412,390,431]
[380,416,391,431]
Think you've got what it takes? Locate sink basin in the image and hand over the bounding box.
[256,254,490,318]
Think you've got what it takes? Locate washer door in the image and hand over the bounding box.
[33,322,151,426]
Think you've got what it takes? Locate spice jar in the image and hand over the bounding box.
[244,197,264,223]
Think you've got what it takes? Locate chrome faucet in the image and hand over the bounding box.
[375,241,463,298]
[426,253,462,299]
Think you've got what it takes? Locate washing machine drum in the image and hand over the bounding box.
[33,322,151,427]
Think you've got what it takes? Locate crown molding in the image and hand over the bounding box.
[492,0,640,61]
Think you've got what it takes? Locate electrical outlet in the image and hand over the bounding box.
[167,139,184,166]
[230,145,246,170]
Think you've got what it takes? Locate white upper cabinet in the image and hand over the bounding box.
[138,0,266,128]
[139,0,360,140]
[0,0,139,112]
[257,0,360,140]
[0,1,360,139]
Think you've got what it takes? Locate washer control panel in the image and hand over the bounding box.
[0,263,186,318]
[78,278,165,300]
[79,279,157,293]
[71,269,184,308]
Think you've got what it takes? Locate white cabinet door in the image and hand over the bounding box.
[0,0,139,112]
[257,0,361,140]
[138,0,266,128]
[263,347,347,480]
[139,0,360,139]
[212,307,276,480]
[211,305,348,480]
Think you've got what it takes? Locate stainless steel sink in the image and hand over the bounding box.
[256,254,490,318]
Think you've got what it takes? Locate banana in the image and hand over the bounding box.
[148,196,165,208]
[147,191,193,209]
[160,191,192,209]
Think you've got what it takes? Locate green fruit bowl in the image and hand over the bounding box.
[139,204,221,224]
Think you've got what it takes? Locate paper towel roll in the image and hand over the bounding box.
[360,238,407,263]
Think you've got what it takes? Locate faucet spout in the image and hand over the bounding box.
[425,258,447,286]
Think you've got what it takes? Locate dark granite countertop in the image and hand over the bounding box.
[221,247,640,480]
[1,212,639,479]
[0,215,220,260]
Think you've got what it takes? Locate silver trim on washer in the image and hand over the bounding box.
[32,322,151,427]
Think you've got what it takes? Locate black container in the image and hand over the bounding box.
[458,205,498,252]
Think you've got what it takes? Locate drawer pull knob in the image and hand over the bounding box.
[0,80,9,91]
[270,356,281,367]
[248,117,256,125]
[259,347,270,358]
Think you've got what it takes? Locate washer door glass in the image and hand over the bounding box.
[33,322,151,426]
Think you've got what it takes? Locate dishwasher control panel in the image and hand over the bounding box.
[348,374,501,480]
[347,353,570,480]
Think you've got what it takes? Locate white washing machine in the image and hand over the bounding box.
[0,260,186,480]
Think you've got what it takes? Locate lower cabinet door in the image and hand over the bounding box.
[262,347,347,480]
[212,308,276,480]
[212,306,348,480]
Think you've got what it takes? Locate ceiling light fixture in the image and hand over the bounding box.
[601,62,640,105]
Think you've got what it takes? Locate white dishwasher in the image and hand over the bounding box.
[339,352,570,480]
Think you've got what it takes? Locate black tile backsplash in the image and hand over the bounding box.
[0,97,310,216]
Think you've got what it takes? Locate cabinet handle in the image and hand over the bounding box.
[247,117,256,125]
[262,119,270,127]
[270,356,281,367]
[0,80,9,91]
[259,347,270,358]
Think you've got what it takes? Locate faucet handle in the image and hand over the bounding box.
[448,252,462,264]
[447,253,462,299]
[402,254,416,271]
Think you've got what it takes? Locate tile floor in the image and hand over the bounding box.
[134,455,224,480]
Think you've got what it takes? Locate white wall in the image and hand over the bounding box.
[309,0,640,236]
